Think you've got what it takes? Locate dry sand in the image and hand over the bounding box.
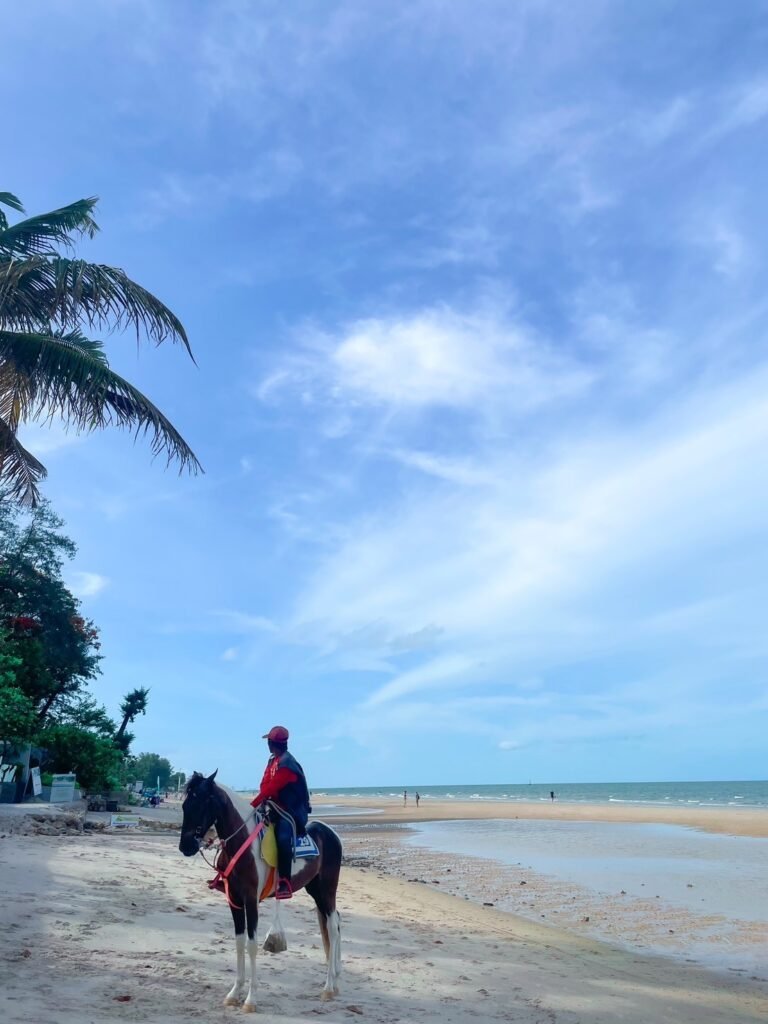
[1,804,766,1023]
[317,795,768,837]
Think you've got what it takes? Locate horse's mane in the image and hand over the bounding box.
[184,773,257,825]
[218,782,257,825]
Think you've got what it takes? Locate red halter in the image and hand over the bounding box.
[207,820,266,910]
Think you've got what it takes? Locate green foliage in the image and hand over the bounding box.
[0,499,100,722]
[0,191,200,505]
[131,751,175,790]
[115,686,149,749]
[47,692,116,738]
[0,639,35,763]
[36,723,121,792]
[0,682,36,745]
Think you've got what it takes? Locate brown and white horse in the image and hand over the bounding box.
[179,771,342,1010]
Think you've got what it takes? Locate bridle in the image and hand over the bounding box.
[186,785,259,867]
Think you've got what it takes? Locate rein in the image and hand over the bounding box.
[201,801,265,910]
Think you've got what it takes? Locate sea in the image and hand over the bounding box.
[313,779,768,808]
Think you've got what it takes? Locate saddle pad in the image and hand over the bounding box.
[295,833,319,859]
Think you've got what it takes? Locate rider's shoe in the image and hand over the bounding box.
[208,876,225,894]
[275,877,293,900]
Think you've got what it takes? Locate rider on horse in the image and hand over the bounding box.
[251,725,312,900]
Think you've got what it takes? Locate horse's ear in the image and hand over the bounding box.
[207,769,218,782]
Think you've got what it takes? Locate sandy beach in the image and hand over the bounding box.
[0,801,766,1024]
[315,794,768,838]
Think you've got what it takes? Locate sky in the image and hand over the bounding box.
[4,1,768,788]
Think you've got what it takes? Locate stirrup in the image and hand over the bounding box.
[275,878,293,900]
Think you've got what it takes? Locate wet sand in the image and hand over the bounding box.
[315,795,768,837]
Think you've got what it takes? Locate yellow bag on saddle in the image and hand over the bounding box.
[261,823,278,868]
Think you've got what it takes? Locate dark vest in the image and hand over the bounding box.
[276,750,311,825]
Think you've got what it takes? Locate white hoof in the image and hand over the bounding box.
[242,1001,257,1013]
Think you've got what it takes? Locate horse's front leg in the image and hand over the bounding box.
[242,897,260,1013]
[224,904,247,1006]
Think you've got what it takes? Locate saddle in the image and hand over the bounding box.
[261,824,319,868]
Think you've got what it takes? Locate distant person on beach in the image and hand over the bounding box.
[403,790,407,806]
[415,792,420,808]
[250,725,311,901]
[550,790,555,802]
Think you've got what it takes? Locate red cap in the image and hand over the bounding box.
[263,725,289,743]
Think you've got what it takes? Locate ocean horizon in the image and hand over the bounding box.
[307,779,768,809]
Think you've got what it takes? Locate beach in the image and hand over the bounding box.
[315,794,768,837]
[0,799,766,1023]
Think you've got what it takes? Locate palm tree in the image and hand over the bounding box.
[115,686,150,751]
[0,191,200,504]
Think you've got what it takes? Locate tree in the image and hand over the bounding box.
[0,191,200,504]
[0,644,36,768]
[132,752,175,790]
[114,686,149,751]
[0,500,100,722]
[47,692,116,738]
[36,722,121,792]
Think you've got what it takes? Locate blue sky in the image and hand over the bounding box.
[5,1,768,787]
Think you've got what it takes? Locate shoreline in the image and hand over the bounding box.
[337,818,768,977]
[313,795,768,838]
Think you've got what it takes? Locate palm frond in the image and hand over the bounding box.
[0,329,201,474]
[0,257,192,356]
[0,257,50,328]
[0,193,25,213]
[0,414,47,505]
[0,198,99,257]
[50,259,192,353]
[0,192,25,233]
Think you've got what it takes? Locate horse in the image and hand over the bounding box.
[179,771,342,1011]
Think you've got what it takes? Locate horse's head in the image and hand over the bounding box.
[179,770,220,857]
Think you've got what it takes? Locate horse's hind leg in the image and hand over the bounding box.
[224,905,247,1006]
[305,875,341,999]
[242,897,260,1013]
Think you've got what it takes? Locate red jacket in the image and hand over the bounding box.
[251,754,298,807]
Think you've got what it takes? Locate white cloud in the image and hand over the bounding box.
[366,655,479,707]
[221,647,239,662]
[636,95,693,146]
[212,611,278,634]
[330,307,586,409]
[259,304,592,416]
[291,366,768,730]
[68,572,109,598]
[18,421,82,456]
[724,78,768,132]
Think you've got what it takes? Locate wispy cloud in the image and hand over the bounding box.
[68,572,109,599]
[258,304,592,417]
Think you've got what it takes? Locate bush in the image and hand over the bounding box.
[36,724,122,792]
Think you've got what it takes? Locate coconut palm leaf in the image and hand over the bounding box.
[0,256,191,355]
[0,192,25,232]
[0,191,199,504]
[0,198,99,257]
[0,329,200,476]
[0,414,47,505]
